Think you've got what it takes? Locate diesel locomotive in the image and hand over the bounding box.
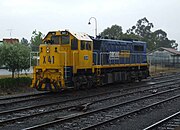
[31,30,149,91]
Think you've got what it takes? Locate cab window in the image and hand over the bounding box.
[81,41,85,50]
[71,38,78,50]
[51,36,60,44]
[61,35,70,44]
[86,42,92,50]
[81,41,91,50]
[134,45,144,51]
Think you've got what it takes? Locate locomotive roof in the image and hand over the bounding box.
[94,38,146,44]
[69,31,93,42]
[43,30,93,42]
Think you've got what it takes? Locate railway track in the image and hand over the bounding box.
[0,72,179,105]
[21,83,180,130]
[143,111,180,130]
[0,78,179,129]
[0,91,49,101]
[148,72,179,80]
[0,74,179,112]
[0,91,52,110]
[0,77,179,114]
[0,73,179,130]
[0,72,179,106]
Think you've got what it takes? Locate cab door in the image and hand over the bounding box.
[78,41,93,69]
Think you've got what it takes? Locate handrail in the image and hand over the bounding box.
[58,51,67,79]
[93,52,98,65]
[100,52,109,65]
[73,51,78,73]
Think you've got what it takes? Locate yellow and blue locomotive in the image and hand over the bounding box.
[31,30,149,91]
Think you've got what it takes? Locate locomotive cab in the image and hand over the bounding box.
[32,30,93,91]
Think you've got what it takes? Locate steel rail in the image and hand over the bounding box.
[0,78,179,116]
[143,111,180,130]
[0,73,179,107]
[82,95,180,130]
[0,93,54,106]
[149,72,180,81]
[0,72,179,102]
[0,91,50,101]
[22,87,180,130]
[0,76,179,109]
[1,81,180,126]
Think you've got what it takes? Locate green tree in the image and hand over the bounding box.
[21,38,29,46]
[127,17,154,38]
[30,30,44,51]
[169,40,178,49]
[126,17,178,50]
[0,45,3,67]
[121,33,142,41]
[0,43,31,78]
[152,29,178,49]
[127,17,154,50]
[100,24,123,39]
[99,18,179,51]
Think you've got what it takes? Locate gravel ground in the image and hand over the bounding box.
[50,88,180,130]
[0,78,177,112]
[0,80,151,112]
[3,85,176,130]
[0,81,178,127]
[0,74,179,130]
[100,97,180,130]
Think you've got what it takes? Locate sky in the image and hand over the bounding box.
[0,0,180,50]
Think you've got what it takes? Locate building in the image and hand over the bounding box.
[3,38,19,44]
[148,47,180,67]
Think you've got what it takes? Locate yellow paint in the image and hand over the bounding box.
[78,50,93,68]
[93,63,148,69]
[32,30,94,89]
[119,50,130,58]
[57,82,61,88]
[42,84,46,89]
[37,80,39,86]
[51,84,55,90]
[30,84,34,88]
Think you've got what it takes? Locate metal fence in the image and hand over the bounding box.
[30,52,39,67]
[147,54,180,68]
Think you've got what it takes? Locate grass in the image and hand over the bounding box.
[1,66,180,78]
[0,77,34,96]
[149,65,180,76]
[0,73,32,79]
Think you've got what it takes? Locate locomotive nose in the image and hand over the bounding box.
[39,45,61,67]
[35,77,62,91]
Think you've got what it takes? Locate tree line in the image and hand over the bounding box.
[100,17,178,51]
[0,30,43,78]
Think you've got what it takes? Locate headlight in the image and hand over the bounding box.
[46,47,50,53]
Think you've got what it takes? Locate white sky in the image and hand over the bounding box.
[0,0,180,50]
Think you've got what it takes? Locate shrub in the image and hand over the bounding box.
[0,77,32,91]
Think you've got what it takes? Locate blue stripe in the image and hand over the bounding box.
[45,83,49,90]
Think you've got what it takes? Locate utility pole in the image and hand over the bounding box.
[7,29,14,37]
